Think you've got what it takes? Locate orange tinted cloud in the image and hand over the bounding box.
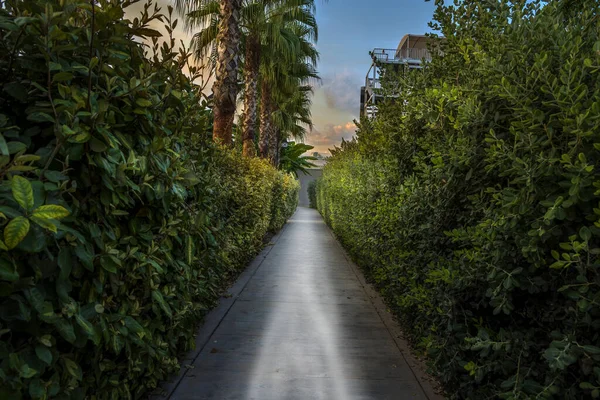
[306,122,357,155]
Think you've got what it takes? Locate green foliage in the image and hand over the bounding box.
[317,1,600,399]
[0,1,297,398]
[279,142,317,177]
[307,180,317,209]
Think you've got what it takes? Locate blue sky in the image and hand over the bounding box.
[308,0,438,154]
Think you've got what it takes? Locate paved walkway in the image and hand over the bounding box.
[166,208,431,400]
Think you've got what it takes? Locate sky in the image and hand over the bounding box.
[309,0,437,154]
[130,0,439,155]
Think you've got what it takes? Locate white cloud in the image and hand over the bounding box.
[318,70,362,117]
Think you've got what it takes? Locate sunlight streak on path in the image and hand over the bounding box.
[170,208,427,400]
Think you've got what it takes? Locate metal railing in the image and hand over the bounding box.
[371,49,397,63]
[366,77,381,91]
[371,47,432,63]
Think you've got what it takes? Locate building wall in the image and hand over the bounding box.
[297,169,323,207]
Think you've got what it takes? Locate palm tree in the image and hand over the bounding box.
[279,142,318,176]
[177,0,318,156]
[249,0,318,157]
[175,0,242,146]
[260,28,319,164]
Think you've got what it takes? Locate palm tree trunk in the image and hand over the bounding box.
[259,79,272,158]
[242,34,260,157]
[212,0,242,146]
[268,107,280,166]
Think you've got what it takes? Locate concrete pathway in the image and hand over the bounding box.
[165,208,433,400]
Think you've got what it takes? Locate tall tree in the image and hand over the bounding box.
[176,0,242,145]
[179,0,318,156]
[246,0,318,157]
[260,28,319,163]
[177,0,319,157]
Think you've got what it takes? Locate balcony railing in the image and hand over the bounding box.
[371,47,432,64]
[366,77,381,91]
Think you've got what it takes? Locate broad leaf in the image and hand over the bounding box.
[4,216,30,249]
[152,290,173,318]
[32,204,70,220]
[30,215,58,232]
[35,345,52,365]
[53,320,76,343]
[11,175,34,211]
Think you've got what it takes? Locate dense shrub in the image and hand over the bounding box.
[317,1,600,399]
[307,180,317,209]
[0,1,297,398]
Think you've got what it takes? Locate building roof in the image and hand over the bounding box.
[397,34,431,51]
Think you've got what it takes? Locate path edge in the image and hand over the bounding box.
[149,212,293,399]
[321,212,446,400]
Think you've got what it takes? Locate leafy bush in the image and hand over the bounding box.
[317,1,600,399]
[270,172,300,231]
[308,180,317,209]
[0,1,297,398]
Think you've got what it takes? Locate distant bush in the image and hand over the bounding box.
[308,180,317,208]
[317,1,600,399]
[0,1,297,398]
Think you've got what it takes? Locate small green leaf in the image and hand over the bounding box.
[0,133,9,156]
[90,137,108,152]
[49,62,62,71]
[35,345,52,365]
[580,226,592,241]
[12,175,34,211]
[124,316,144,335]
[29,378,45,399]
[136,98,152,107]
[30,215,58,232]
[27,112,54,123]
[15,154,41,163]
[75,244,94,271]
[3,81,28,102]
[101,255,119,273]
[20,364,37,378]
[152,290,173,318]
[7,141,27,154]
[4,216,30,249]
[111,210,129,216]
[58,247,72,279]
[0,259,19,282]
[582,345,600,355]
[70,132,91,143]
[32,204,70,220]
[53,319,76,343]
[44,170,68,183]
[62,358,82,381]
[39,335,52,347]
[52,72,74,83]
[75,314,95,338]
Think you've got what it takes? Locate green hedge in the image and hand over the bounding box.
[0,1,297,398]
[307,180,317,209]
[317,1,600,399]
